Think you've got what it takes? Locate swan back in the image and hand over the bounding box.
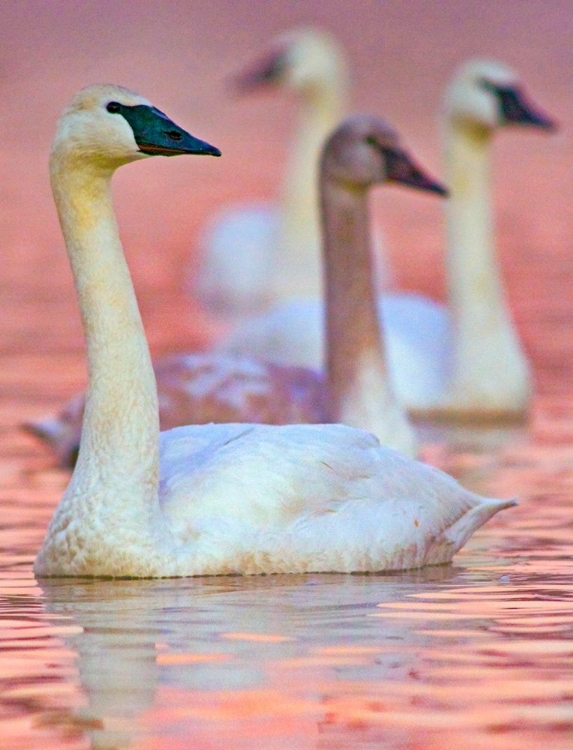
[159,422,515,574]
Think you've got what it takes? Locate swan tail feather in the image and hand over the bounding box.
[429,496,518,564]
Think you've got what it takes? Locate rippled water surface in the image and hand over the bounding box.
[1,508,572,750]
[2,1,573,748]
[1,407,572,749]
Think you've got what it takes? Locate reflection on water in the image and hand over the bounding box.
[0,448,572,750]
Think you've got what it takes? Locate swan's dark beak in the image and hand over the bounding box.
[21,418,80,469]
[483,82,556,131]
[384,148,448,196]
[232,46,287,92]
[114,104,221,156]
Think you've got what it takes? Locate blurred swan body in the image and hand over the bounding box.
[29,115,433,465]
[193,28,349,322]
[35,86,513,578]
[219,59,555,420]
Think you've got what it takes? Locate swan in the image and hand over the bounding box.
[218,59,555,420]
[26,113,447,466]
[34,84,514,578]
[193,28,349,322]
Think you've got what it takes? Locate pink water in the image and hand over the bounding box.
[1,2,572,748]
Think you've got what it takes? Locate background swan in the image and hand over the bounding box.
[218,59,555,420]
[193,28,349,323]
[35,85,513,578]
[27,113,445,465]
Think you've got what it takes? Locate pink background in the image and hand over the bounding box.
[1,0,570,363]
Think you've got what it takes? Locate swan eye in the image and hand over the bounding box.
[106,102,122,114]
[166,130,183,141]
[365,135,378,147]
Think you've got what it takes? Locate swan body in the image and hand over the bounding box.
[219,294,452,408]
[219,60,555,420]
[35,85,514,578]
[194,203,279,322]
[29,114,448,464]
[193,28,349,321]
[39,419,513,577]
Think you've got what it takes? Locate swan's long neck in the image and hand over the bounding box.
[50,158,160,525]
[321,178,416,455]
[275,84,345,300]
[444,124,531,411]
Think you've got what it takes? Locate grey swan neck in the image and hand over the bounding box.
[51,158,160,517]
[321,176,413,451]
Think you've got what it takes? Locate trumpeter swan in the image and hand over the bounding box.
[34,85,514,578]
[28,114,448,465]
[193,28,349,322]
[218,59,555,421]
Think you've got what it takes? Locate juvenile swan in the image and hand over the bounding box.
[35,85,514,578]
[219,60,555,421]
[27,115,447,465]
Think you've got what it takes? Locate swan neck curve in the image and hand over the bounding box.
[50,156,160,522]
[320,177,415,454]
[444,122,531,409]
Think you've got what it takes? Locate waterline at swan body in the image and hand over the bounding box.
[35,85,514,578]
[219,60,555,421]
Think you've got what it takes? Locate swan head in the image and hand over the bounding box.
[321,114,447,196]
[50,84,221,172]
[234,28,348,99]
[445,59,555,135]
[23,394,84,469]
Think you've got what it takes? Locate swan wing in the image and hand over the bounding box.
[159,422,512,573]
[159,422,382,529]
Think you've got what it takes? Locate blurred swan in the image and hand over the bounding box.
[219,59,555,420]
[35,85,513,577]
[28,114,443,465]
[193,28,349,322]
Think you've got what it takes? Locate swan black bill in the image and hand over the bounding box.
[109,102,221,156]
[480,82,556,131]
[384,148,448,197]
[233,46,288,92]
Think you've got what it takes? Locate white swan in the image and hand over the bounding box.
[193,28,349,322]
[219,59,555,420]
[35,84,514,578]
[27,114,438,466]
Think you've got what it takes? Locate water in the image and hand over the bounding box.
[2,1,573,747]
[1,411,572,749]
